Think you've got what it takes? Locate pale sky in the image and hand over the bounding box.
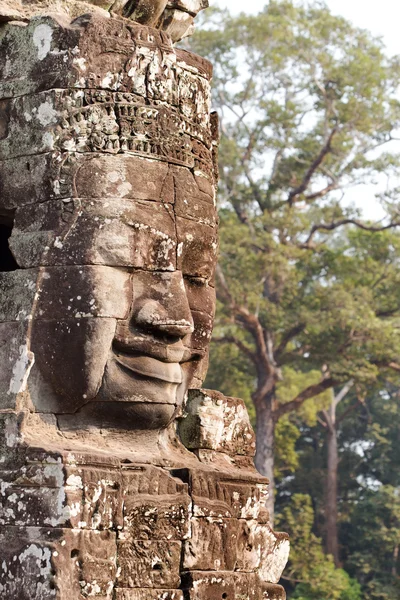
[215,0,399,55]
[213,1,400,220]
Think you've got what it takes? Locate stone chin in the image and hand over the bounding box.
[55,357,199,431]
[57,400,178,431]
[29,333,205,430]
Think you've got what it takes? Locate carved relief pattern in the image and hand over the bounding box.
[58,89,212,173]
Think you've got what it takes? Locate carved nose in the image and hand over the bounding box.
[134,299,194,338]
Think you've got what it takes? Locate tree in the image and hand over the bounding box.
[189,1,400,520]
[319,381,355,565]
[277,381,400,597]
[277,494,361,599]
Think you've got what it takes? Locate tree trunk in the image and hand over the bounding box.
[254,388,276,525]
[325,410,340,566]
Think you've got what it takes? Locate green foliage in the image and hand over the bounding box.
[277,494,361,600]
[190,4,400,596]
[277,368,332,425]
[190,0,400,417]
[345,485,400,599]
[205,333,256,421]
[278,383,400,598]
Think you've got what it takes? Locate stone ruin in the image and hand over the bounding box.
[0,1,290,598]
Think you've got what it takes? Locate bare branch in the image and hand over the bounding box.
[304,181,339,202]
[216,265,274,376]
[275,323,306,359]
[212,335,257,365]
[288,126,338,205]
[334,380,354,409]
[215,264,234,307]
[274,377,337,419]
[300,217,400,250]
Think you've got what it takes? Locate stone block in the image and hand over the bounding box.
[177,216,218,280]
[172,467,268,520]
[0,411,26,467]
[11,198,177,270]
[117,538,181,589]
[173,165,217,227]
[123,489,191,541]
[183,518,284,575]
[73,155,171,202]
[115,591,183,600]
[0,526,117,599]
[0,484,76,528]
[30,317,116,412]
[184,278,216,316]
[0,16,81,98]
[70,465,123,531]
[0,153,59,212]
[0,321,32,409]
[0,152,173,212]
[183,517,239,571]
[189,309,214,352]
[121,465,191,540]
[262,584,286,600]
[256,525,290,585]
[0,266,130,320]
[181,571,262,600]
[0,90,63,160]
[179,389,256,457]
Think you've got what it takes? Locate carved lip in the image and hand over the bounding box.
[115,353,183,384]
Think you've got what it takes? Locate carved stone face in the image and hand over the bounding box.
[0,14,217,431]
[19,157,218,429]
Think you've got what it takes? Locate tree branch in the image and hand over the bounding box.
[300,218,400,249]
[274,377,337,420]
[275,323,306,359]
[212,335,257,365]
[288,126,338,205]
[216,265,274,376]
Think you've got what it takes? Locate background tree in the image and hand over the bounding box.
[188,0,400,520]
[277,494,362,600]
[279,381,400,599]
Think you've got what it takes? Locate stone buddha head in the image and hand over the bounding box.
[0,11,218,432]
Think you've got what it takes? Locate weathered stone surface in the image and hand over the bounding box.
[117,538,181,588]
[0,526,117,599]
[262,583,287,600]
[0,7,289,599]
[179,389,256,456]
[183,517,289,577]
[0,266,130,320]
[73,156,171,202]
[115,590,183,600]
[173,466,268,520]
[0,321,32,409]
[11,199,177,269]
[0,1,209,43]
[181,571,262,600]
[177,217,218,279]
[30,317,116,412]
[122,467,191,540]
